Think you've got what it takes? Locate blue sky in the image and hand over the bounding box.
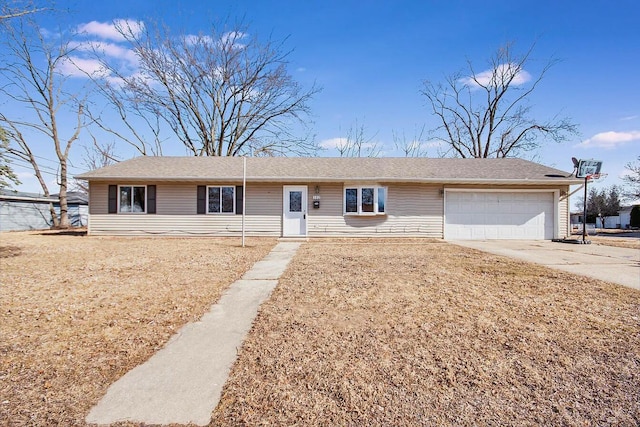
[5,0,640,199]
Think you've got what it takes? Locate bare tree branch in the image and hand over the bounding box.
[334,120,380,158]
[421,42,578,158]
[0,0,48,21]
[622,156,640,201]
[0,16,87,227]
[88,19,321,157]
[71,136,119,194]
[393,125,428,157]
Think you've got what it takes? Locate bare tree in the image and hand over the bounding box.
[622,156,640,201]
[72,138,119,194]
[334,120,381,157]
[393,125,428,157]
[0,0,47,21]
[90,20,320,157]
[0,17,86,228]
[422,42,578,158]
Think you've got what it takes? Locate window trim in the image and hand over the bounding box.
[206,185,236,214]
[343,185,387,216]
[117,185,147,214]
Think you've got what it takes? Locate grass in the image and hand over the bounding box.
[0,231,275,426]
[212,239,640,426]
[1,234,639,426]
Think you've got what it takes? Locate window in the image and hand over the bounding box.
[208,186,235,213]
[118,185,146,213]
[344,186,387,215]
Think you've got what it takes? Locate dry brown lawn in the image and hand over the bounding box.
[0,231,275,426]
[213,239,640,426]
[568,230,640,249]
[591,237,640,250]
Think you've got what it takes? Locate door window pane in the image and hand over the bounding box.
[361,188,374,212]
[289,191,302,212]
[345,188,357,213]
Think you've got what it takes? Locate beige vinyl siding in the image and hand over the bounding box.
[88,215,281,236]
[559,186,570,238]
[307,183,443,237]
[89,182,109,215]
[88,181,569,238]
[89,182,282,236]
[157,184,197,215]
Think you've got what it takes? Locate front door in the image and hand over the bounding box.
[283,186,307,236]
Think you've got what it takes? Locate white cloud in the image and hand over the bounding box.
[576,130,640,149]
[319,137,348,149]
[296,67,306,73]
[57,56,111,78]
[77,19,144,42]
[620,115,639,121]
[69,40,139,67]
[461,63,531,88]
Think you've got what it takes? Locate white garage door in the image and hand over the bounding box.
[445,191,554,240]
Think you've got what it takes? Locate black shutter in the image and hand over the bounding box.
[235,185,243,215]
[147,185,156,214]
[108,185,117,214]
[197,186,206,214]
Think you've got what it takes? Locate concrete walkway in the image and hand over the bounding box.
[86,241,302,426]
[452,240,640,290]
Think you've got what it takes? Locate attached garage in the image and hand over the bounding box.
[444,190,556,240]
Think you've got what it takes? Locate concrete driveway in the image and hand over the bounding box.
[452,240,640,290]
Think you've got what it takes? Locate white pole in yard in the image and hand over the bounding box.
[242,156,246,248]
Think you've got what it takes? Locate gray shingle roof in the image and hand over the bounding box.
[76,156,581,185]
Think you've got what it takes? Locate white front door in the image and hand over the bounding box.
[283,186,307,236]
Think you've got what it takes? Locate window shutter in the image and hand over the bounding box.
[197,186,206,214]
[147,185,156,214]
[235,185,243,215]
[108,185,117,214]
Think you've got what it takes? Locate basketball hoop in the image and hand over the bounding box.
[586,173,607,182]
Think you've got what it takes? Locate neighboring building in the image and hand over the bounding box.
[53,191,89,227]
[0,190,89,232]
[0,190,58,232]
[619,204,639,229]
[596,216,620,229]
[76,157,582,240]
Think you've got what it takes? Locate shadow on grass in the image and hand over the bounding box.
[38,228,87,237]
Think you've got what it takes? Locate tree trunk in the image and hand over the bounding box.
[58,160,69,228]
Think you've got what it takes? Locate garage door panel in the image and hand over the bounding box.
[445,191,554,240]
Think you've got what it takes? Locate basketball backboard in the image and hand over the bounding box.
[576,159,602,178]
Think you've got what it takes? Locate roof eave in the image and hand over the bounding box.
[76,176,582,185]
